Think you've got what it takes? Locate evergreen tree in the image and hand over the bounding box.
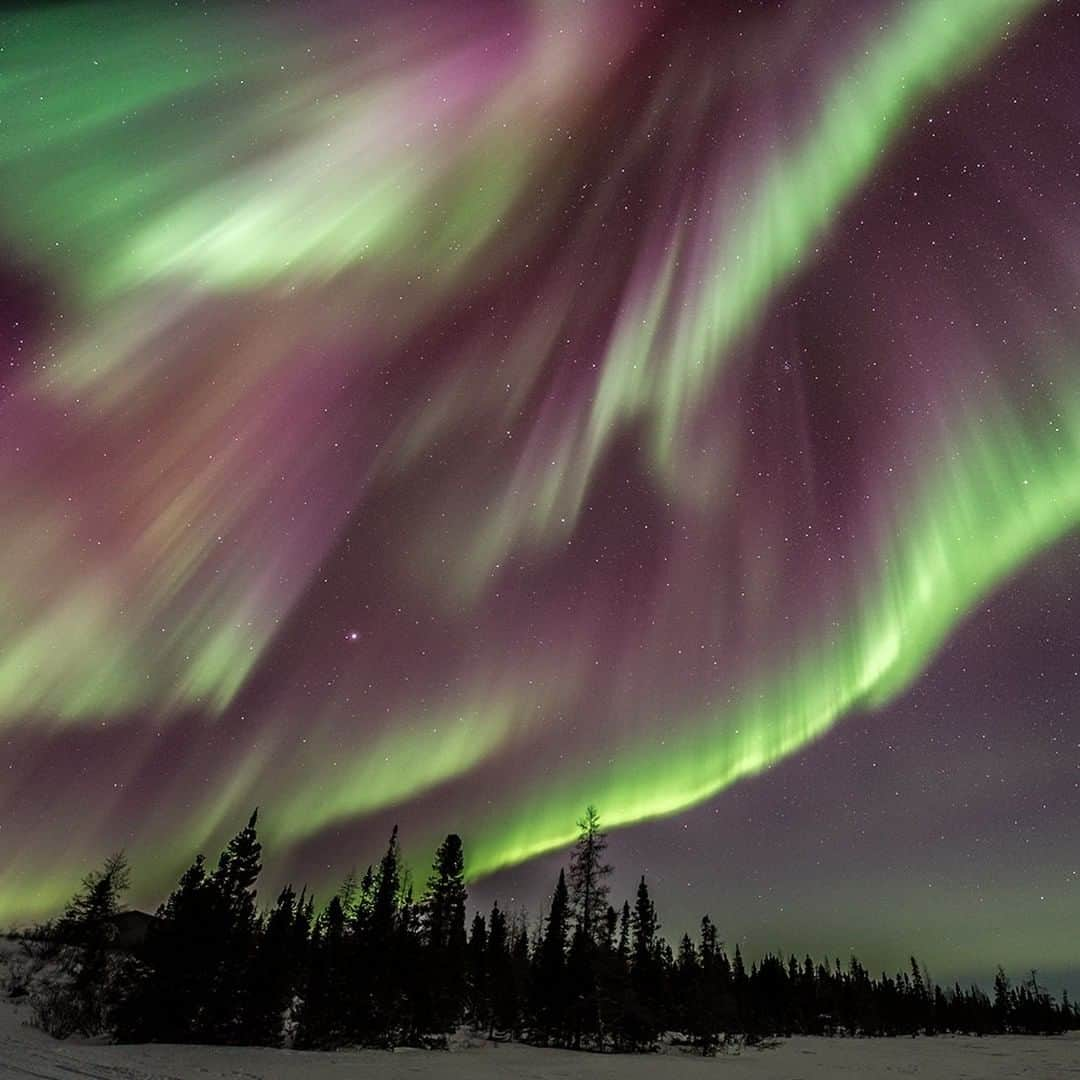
[508,916,532,1040]
[910,956,929,1033]
[631,878,658,966]
[993,966,1011,1032]
[617,901,631,962]
[296,895,349,1048]
[117,811,264,1045]
[56,851,130,948]
[395,884,427,1044]
[672,932,700,1038]
[199,809,263,1043]
[694,915,725,1053]
[625,877,663,1047]
[336,869,359,918]
[363,826,405,1043]
[532,869,570,1043]
[352,865,376,940]
[466,912,488,1029]
[240,884,305,1045]
[371,828,401,944]
[117,853,218,1042]
[1060,989,1074,1032]
[48,852,132,1036]
[485,902,518,1038]
[292,889,314,972]
[213,810,262,921]
[422,833,468,1031]
[566,924,601,1049]
[590,902,625,1051]
[568,806,612,942]
[599,904,618,952]
[732,942,748,1029]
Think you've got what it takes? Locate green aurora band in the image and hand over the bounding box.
[464,372,1080,874]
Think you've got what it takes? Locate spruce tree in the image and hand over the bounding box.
[51,852,131,1036]
[466,912,488,1029]
[532,869,570,1043]
[396,883,427,1044]
[568,806,612,942]
[508,916,532,1040]
[296,895,349,1048]
[422,833,468,1031]
[364,826,405,1043]
[566,924,600,1049]
[241,884,304,1045]
[213,809,262,922]
[631,877,658,966]
[673,933,700,1038]
[627,877,663,1047]
[199,810,263,1043]
[732,942,748,1030]
[993,966,1011,1032]
[347,864,377,1042]
[617,901,631,962]
[485,902,517,1038]
[695,915,723,1053]
[371,827,401,946]
[117,854,218,1042]
[599,904,617,952]
[56,851,130,948]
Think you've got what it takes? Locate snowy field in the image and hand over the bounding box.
[1,990,1078,1080]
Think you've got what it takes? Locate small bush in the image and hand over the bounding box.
[4,956,31,999]
[30,976,86,1039]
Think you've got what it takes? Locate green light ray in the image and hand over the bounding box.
[465,364,1080,876]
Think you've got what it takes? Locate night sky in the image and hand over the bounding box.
[1,0,1078,990]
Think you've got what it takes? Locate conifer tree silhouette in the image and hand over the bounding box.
[422,833,468,1032]
[568,806,612,942]
[532,868,570,1042]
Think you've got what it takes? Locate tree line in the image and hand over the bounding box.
[12,805,1077,1051]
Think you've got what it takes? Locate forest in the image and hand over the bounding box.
[8,807,1076,1053]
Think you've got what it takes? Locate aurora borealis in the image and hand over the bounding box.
[1,0,1078,986]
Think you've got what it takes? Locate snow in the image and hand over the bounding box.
[2,992,1078,1080]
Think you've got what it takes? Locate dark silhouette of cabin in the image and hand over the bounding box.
[107,910,157,950]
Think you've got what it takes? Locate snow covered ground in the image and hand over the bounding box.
[2,986,1078,1080]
